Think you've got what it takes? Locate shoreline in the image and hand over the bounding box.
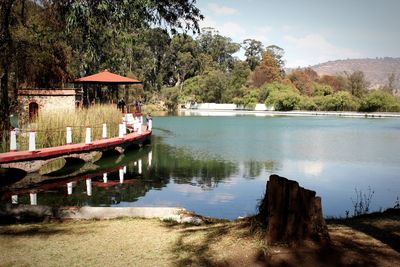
[179,108,400,118]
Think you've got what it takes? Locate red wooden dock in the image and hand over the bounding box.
[0,125,151,164]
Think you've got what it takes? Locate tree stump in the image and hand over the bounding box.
[258,174,330,245]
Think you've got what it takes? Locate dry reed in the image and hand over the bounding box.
[16,105,122,150]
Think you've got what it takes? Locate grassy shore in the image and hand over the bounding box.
[1,209,399,267]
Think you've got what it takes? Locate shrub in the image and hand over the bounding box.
[265,89,301,111]
[359,90,400,112]
[314,91,359,111]
[298,97,317,111]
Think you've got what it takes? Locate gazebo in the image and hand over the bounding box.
[74,70,142,111]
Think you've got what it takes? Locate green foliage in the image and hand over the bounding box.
[345,71,369,97]
[242,39,264,71]
[359,90,400,112]
[314,91,359,111]
[161,86,180,111]
[313,83,334,96]
[298,97,317,111]
[264,83,301,111]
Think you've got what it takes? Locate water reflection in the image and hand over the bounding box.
[1,115,400,220]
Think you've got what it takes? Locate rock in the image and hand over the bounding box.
[258,174,330,245]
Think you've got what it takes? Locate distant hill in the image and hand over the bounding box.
[309,58,400,89]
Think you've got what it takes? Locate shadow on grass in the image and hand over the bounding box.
[328,208,400,253]
[162,218,267,267]
[162,214,400,267]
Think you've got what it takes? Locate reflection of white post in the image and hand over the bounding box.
[10,130,17,151]
[123,166,127,174]
[66,127,72,144]
[148,120,152,131]
[11,195,18,204]
[85,128,91,144]
[30,193,37,205]
[138,125,142,134]
[86,179,92,196]
[119,168,124,183]
[138,159,142,174]
[29,132,36,151]
[148,151,152,167]
[67,182,73,195]
[103,173,108,183]
[102,124,107,139]
[118,124,124,138]
[134,161,137,166]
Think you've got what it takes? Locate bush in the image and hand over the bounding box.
[265,89,301,111]
[298,97,317,111]
[314,91,359,111]
[312,82,333,96]
[359,90,400,112]
[161,86,180,111]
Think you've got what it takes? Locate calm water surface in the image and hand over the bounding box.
[1,115,400,219]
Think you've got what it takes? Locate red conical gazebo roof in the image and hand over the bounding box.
[74,70,141,84]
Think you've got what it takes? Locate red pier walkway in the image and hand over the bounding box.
[0,125,151,164]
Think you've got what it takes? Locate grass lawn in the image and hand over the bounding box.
[1,211,399,267]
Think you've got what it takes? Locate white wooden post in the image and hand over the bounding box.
[102,124,107,139]
[134,161,137,166]
[11,195,18,204]
[10,130,17,151]
[122,122,127,135]
[148,151,152,167]
[118,124,124,138]
[67,182,73,195]
[138,124,142,134]
[148,119,152,131]
[85,128,91,144]
[119,168,124,183]
[103,173,108,183]
[30,193,37,205]
[66,127,72,144]
[29,132,36,151]
[138,159,142,174]
[86,179,92,196]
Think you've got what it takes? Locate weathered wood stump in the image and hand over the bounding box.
[258,174,330,245]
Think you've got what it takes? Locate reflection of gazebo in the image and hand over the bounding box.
[74,70,141,110]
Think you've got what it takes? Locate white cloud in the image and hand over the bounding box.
[256,26,272,34]
[208,3,239,15]
[199,17,246,39]
[284,33,362,67]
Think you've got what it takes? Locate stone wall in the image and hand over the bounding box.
[18,89,76,126]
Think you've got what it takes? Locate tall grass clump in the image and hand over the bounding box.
[17,105,122,150]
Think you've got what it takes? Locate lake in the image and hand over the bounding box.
[1,114,400,220]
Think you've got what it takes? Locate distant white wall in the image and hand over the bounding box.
[255,104,275,111]
[185,102,274,111]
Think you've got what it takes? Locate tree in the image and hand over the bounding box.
[249,50,282,87]
[242,39,263,71]
[0,0,15,135]
[345,71,369,97]
[288,68,319,96]
[197,28,240,71]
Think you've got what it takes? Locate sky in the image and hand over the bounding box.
[194,0,400,68]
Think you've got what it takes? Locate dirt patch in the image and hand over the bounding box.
[0,213,399,267]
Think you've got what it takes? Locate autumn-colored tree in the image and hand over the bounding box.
[249,50,283,87]
[319,75,347,91]
[288,68,318,96]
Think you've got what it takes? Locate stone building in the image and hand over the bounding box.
[18,88,80,126]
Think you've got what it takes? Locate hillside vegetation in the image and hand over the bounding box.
[311,58,400,92]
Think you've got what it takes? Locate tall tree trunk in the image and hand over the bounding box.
[0,0,15,137]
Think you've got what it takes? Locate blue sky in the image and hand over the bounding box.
[194,0,400,67]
